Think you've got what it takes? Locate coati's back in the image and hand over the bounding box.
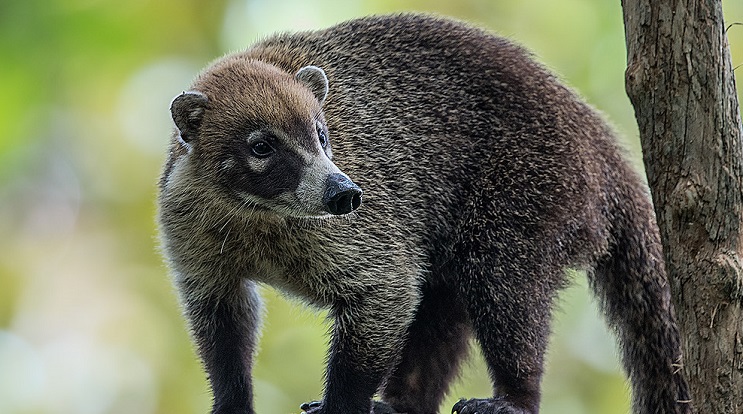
[158,13,689,414]
[235,15,624,253]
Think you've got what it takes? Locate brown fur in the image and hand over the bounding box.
[158,13,690,414]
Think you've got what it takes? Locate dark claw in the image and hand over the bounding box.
[300,400,397,414]
[452,397,527,414]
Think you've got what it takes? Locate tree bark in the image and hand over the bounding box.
[621,0,743,412]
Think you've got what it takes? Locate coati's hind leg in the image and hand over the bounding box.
[453,242,562,414]
[379,281,471,414]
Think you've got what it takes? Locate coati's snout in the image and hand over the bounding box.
[293,160,362,218]
[323,173,362,215]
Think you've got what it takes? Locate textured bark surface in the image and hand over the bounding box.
[621,0,743,412]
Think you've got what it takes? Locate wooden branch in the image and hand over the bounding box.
[621,0,743,412]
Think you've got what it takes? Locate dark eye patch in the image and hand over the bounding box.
[219,130,304,199]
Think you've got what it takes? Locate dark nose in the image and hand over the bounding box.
[323,173,363,215]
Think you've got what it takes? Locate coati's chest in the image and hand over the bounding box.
[222,217,365,305]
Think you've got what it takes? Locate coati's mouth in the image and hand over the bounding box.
[232,179,362,220]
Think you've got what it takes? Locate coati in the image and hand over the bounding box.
[157,13,691,414]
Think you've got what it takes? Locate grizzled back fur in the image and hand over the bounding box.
[158,13,690,414]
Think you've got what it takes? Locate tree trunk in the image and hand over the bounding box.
[621,0,743,412]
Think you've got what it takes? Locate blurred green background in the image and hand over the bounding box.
[1,1,741,413]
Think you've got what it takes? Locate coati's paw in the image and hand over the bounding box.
[452,398,531,414]
[371,400,397,414]
[300,400,322,413]
[299,400,399,414]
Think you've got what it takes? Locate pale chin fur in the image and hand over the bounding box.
[234,192,345,220]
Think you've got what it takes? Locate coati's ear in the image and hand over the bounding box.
[296,66,329,105]
[170,91,209,143]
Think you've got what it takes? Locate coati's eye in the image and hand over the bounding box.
[317,123,328,148]
[250,140,274,158]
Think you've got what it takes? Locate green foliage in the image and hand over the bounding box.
[0,1,740,413]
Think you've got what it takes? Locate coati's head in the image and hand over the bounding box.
[169,60,362,218]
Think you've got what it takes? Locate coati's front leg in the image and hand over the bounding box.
[178,277,262,414]
[380,281,471,414]
[303,288,417,414]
